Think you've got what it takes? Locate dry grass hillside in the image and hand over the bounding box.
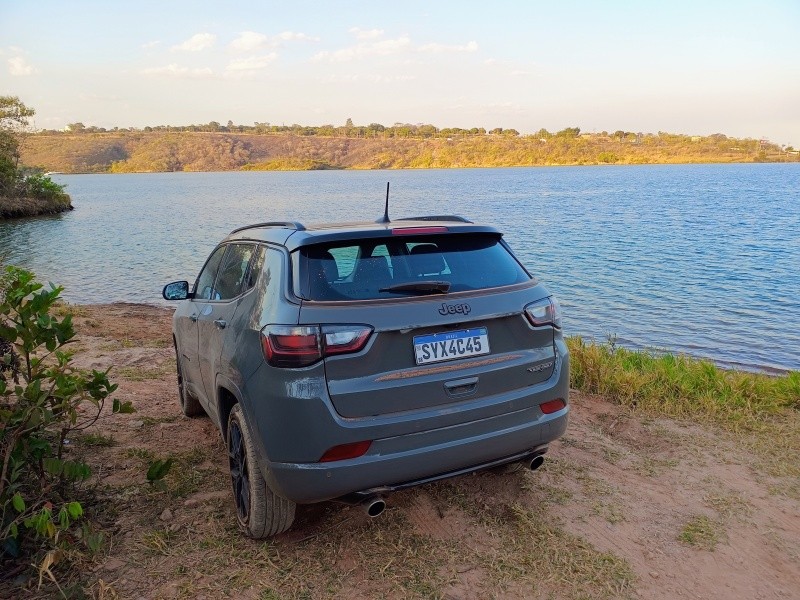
[21,131,793,174]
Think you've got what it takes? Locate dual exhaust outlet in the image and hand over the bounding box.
[358,453,546,518]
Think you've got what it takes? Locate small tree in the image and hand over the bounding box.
[0,266,131,565]
[0,96,67,202]
[0,96,35,196]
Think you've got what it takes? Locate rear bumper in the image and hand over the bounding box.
[268,408,567,504]
[252,340,569,504]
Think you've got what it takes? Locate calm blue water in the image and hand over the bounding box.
[1,164,798,372]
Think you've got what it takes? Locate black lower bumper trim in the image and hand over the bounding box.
[336,445,549,505]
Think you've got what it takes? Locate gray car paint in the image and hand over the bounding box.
[170,219,569,506]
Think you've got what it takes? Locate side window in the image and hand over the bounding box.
[214,244,255,301]
[194,245,227,300]
[244,246,265,292]
[256,246,285,320]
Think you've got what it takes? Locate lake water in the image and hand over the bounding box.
[1,164,798,372]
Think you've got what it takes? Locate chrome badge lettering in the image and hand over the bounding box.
[438,302,472,316]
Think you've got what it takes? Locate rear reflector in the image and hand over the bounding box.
[540,398,566,414]
[319,440,372,462]
[391,226,448,235]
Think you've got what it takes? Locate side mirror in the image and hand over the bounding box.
[163,280,190,301]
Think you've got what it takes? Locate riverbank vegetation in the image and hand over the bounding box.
[21,120,797,174]
[0,97,71,219]
[569,337,799,428]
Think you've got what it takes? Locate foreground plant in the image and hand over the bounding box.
[0,266,131,571]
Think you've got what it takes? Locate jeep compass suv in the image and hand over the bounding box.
[163,215,569,537]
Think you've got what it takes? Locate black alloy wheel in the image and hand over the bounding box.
[228,418,250,522]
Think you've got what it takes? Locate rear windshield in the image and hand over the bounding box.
[295,234,531,301]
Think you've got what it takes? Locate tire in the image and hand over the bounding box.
[227,404,296,538]
[175,350,205,417]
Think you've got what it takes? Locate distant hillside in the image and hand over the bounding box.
[20,130,794,174]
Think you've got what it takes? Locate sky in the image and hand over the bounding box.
[2,0,799,145]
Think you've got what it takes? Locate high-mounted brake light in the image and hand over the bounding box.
[391,226,448,235]
[261,324,373,368]
[524,297,563,329]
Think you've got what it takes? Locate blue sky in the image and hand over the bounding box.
[2,0,799,145]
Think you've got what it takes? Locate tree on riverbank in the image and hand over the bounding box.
[0,96,71,218]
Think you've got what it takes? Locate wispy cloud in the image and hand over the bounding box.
[275,31,319,43]
[418,41,478,53]
[8,56,37,76]
[141,40,161,50]
[313,36,412,62]
[225,53,278,72]
[313,35,478,63]
[349,27,384,40]
[230,31,268,53]
[229,30,319,53]
[140,63,214,78]
[171,33,216,52]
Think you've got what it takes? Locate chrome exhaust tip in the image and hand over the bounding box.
[362,496,386,518]
[529,454,545,471]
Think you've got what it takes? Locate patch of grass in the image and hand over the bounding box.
[633,456,679,477]
[125,447,156,462]
[79,432,115,447]
[678,515,724,551]
[495,504,636,598]
[703,491,751,520]
[167,448,225,498]
[140,529,175,556]
[568,337,800,428]
[140,414,180,426]
[592,501,625,524]
[117,360,175,381]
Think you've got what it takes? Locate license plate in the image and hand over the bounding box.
[413,327,490,365]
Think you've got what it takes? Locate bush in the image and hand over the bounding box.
[22,172,68,201]
[0,266,131,569]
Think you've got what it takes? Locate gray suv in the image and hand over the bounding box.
[163,215,569,537]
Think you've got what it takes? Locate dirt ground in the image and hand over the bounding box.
[8,303,799,599]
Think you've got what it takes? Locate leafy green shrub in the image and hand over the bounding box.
[22,172,68,201]
[0,266,131,566]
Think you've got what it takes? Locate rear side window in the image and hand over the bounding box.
[214,244,255,300]
[296,234,530,301]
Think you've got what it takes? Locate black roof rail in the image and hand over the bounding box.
[396,215,473,223]
[229,221,306,235]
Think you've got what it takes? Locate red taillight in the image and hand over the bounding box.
[261,324,373,368]
[524,297,563,329]
[319,440,372,462]
[261,325,321,368]
[540,398,566,414]
[391,226,448,235]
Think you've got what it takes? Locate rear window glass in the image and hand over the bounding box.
[296,234,530,301]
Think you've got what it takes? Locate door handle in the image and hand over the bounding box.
[444,376,478,397]
[214,319,227,329]
[189,314,198,322]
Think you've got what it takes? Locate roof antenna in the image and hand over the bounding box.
[377,181,391,223]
